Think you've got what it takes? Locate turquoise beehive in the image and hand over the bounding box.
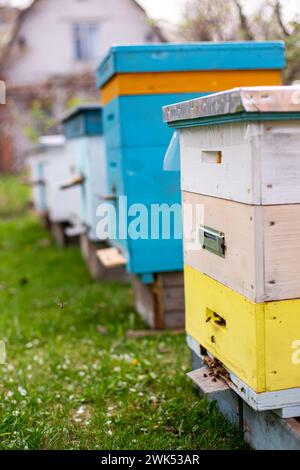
[97,42,285,283]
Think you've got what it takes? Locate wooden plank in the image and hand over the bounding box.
[182,191,258,301]
[180,123,257,204]
[161,288,185,312]
[183,191,300,302]
[133,277,156,329]
[164,311,186,329]
[81,238,127,281]
[264,204,300,301]
[189,366,300,450]
[50,221,68,248]
[180,121,300,206]
[188,366,231,394]
[133,273,185,330]
[96,247,126,268]
[101,69,281,105]
[158,271,183,287]
[60,175,85,190]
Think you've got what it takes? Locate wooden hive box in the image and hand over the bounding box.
[97,42,284,280]
[165,86,300,408]
[27,135,73,223]
[27,151,47,216]
[185,264,300,395]
[164,87,300,302]
[62,104,106,241]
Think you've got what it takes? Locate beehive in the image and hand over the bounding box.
[27,150,47,217]
[27,136,68,223]
[97,42,284,278]
[164,86,300,412]
[96,43,284,328]
[62,104,105,240]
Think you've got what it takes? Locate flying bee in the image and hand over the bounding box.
[57,300,68,309]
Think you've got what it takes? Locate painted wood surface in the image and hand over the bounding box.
[184,265,300,393]
[105,143,184,276]
[100,43,284,279]
[180,121,300,205]
[104,93,202,149]
[100,69,281,105]
[39,143,80,224]
[97,42,285,88]
[182,191,300,302]
[80,235,126,281]
[27,155,47,213]
[188,361,300,449]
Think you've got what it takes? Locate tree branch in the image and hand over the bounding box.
[274,0,290,37]
[233,0,255,40]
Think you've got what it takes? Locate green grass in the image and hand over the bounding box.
[0,175,247,450]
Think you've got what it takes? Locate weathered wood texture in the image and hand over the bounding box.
[188,364,300,450]
[180,121,300,205]
[50,221,68,248]
[133,272,185,330]
[81,235,127,281]
[183,191,300,302]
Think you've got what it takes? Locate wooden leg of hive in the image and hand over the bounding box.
[50,221,68,248]
[134,272,185,330]
[83,238,128,281]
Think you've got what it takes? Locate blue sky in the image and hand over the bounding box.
[1,0,299,24]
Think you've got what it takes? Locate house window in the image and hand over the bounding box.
[73,22,100,61]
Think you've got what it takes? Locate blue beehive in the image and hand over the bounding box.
[97,42,285,283]
[62,104,105,241]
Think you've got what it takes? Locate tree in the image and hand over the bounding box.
[178,0,300,84]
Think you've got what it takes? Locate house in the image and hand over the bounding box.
[0,0,165,171]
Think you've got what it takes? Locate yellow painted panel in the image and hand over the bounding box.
[185,265,300,393]
[265,301,300,392]
[100,69,282,105]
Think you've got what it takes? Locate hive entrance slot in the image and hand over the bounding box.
[201,150,222,164]
[206,308,226,328]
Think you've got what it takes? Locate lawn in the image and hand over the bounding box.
[0,175,246,450]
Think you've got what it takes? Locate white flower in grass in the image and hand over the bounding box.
[12,410,19,416]
[107,430,113,436]
[7,391,13,398]
[78,371,85,377]
[77,406,85,415]
[17,386,27,397]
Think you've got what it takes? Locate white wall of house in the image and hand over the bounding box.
[4,0,159,86]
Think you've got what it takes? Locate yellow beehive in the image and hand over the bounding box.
[185,265,300,394]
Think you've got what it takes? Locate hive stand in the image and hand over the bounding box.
[80,235,127,281]
[187,335,300,450]
[50,221,69,248]
[133,272,185,330]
